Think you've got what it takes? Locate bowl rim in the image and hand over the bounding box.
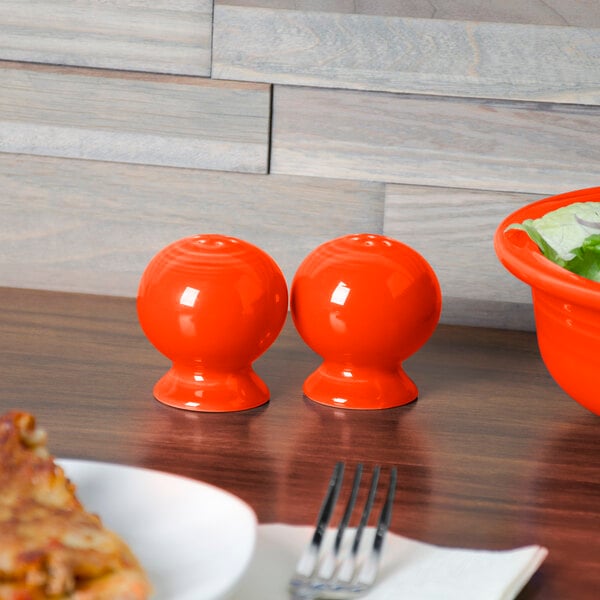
[494,186,600,309]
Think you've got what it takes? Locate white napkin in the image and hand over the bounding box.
[230,524,547,600]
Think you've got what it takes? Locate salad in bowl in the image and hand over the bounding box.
[495,186,600,416]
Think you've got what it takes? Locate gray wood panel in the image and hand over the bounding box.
[0,63,271,174]
[218,0,600,27]
[271,85,600,195]
[213,5,600,104]
[0,153,384,297]
[384,185,543,330]
[0,0,213,76]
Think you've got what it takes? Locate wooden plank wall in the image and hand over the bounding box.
[0,153,383,296]
[1,63,271,172]
[1,0,599,330]
[0,0,214,75]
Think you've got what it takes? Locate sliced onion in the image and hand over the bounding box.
[575,214,600,230]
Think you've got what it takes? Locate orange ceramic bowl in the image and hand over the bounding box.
[494,186,600,416]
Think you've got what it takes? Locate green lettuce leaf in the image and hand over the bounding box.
[506,202,600,282]
[565,234,600,281]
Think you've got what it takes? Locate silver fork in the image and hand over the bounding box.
[289,462,398,599]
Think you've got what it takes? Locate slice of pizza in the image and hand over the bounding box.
[0,411,153,599]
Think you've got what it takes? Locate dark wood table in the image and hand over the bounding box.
[1,286,598,598]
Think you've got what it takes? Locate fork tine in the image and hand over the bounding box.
[337,465,381,583]
[319,463,363,579]
[357,466,398,587]
[295,462,345,578]
[352,465,380,554]
[334,463,363,553]
[372,467,397,553]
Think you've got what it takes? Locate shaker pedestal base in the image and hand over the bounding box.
[302,363,418,410]
[153,365,270,412]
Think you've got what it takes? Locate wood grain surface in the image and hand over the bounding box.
[218,0,600,27]
[1,287,598,599]
[0,0,213,75]
[0,153,384,297]
[384,185,541,330]
[271,85,600,194]
[0,62,270,173]
[213,4,600,104]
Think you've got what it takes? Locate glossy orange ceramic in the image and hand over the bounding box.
[137,234,288,412]
[494,186,600,416]
[290,233,442,409]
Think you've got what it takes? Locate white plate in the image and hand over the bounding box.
[58,459,257,600]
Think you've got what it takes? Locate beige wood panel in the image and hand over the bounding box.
[0,153,384,297]
[271,85,600,195]
[0,0,212,76]
[218,0,600,27]
[0,63,270,174]
[383,185,542,330]
[213,5,600,104]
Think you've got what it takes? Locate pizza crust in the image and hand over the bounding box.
[0,412,152,599]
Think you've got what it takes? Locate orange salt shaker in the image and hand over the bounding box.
[137,234,288,412]
[291,234,441,409]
